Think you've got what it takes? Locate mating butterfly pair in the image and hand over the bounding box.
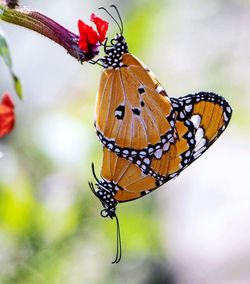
[87,6,232,263]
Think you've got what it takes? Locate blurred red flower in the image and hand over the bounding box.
[0,93,15,138]
[78,13,108,53]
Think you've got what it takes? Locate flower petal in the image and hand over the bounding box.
[0,93,15,138]
[78,19,99,52]
[90,13,109,42]
[2,93,15,109]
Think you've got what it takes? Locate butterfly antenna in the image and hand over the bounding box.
[99,6,123,35]
[110,5,123,35]
[91,162,99,183]
[112,214,122,264]
[88,181,95,194]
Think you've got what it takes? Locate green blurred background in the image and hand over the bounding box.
[0,0,249,283]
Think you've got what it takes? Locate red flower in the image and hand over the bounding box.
[0,93,15,138]
[78,13,108,53]
[90,13,108,42]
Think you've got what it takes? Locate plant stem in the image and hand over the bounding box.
[0,1,97,62]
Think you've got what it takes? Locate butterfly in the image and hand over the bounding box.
[88,6,232,263]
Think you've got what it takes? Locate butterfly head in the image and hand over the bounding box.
[96,5,128,69]
[89,163,118,219]
[99,32,128,69]
[89,163,122,264]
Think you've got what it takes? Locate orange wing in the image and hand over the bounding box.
[100,147,158,203]
[141,92,233,182]
[170,92,232,164]
[95,53,176,158]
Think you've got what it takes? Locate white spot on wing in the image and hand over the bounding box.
[223,112,228,121]
[107,143,113,150]
[163,142,170,151]
[115,110,122,117]
[195,127,204,145]
[195,138,206,151]
[193,145,207,158]
[191,115,201,129]
[154,149,163,159]
[169,173,177,178]
[180,112,185,119]
[148,147,154,154]
[199,138,206,148]
[185,104,192,112]
[170,120,175,127]
[155,85,165,94]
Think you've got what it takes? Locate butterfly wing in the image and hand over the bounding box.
[171,92,232,162]
[148,92,233,182]
[100,147,159,203]
[95,53,176,158]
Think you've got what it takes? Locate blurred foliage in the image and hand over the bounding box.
[0,29,22,99]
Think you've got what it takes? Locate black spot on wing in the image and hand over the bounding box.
[115,105,125,120]
[132,108,141,116]
[138,87,145,94]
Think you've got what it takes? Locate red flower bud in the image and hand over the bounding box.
[0,93,15,138]
[78,14,109,53]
